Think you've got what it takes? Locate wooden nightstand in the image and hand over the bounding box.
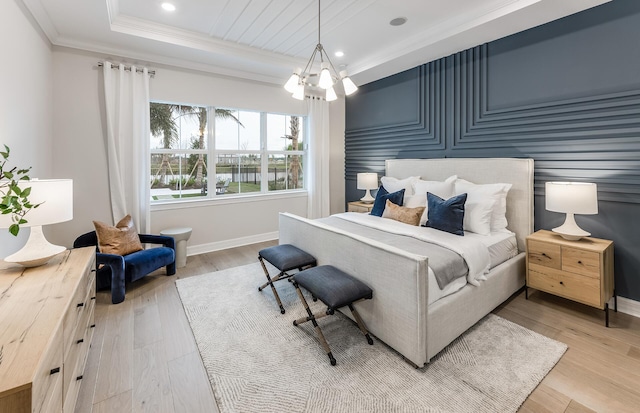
[525,229,615,326]
[347,201,374,213]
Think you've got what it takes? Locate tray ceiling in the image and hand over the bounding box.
[21,0,610,86]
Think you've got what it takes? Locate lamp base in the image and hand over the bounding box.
[4,226,66,267]
[552,213,590,241]
[360,189,375,204]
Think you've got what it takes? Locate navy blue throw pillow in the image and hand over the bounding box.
[425,192,467,235]
[370,186,405,217]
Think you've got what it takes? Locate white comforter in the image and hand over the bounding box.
[334,212,491,286]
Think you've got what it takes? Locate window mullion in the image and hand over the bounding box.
[260,112,268,193]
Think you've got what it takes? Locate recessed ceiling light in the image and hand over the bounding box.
[390,17,407,26]
[161,2,176,12]
[334,51,344,58]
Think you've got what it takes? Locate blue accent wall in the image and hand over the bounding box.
[345,0,640,301]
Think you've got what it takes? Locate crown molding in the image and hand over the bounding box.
[21,0,60,43]
[52,37,287,86]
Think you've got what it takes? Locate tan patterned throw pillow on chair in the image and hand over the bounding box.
[93,214,144,255]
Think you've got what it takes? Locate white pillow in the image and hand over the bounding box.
[463,198,495,235]
[409,175,457,226]
[455,179,512,233]
[380,176,419,197]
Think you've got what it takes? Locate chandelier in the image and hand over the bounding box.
[284,0,358,101]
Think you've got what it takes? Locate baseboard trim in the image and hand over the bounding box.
[610,296,640,319]
[186,231,278,256]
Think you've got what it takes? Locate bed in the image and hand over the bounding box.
[279,158,534,367]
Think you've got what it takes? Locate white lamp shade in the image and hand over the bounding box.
[318,63,333,89]
[545,182,598,215]
[292,83,305,100]
[357,173,378,190]
[284,68,302,93]
[0,179,73,228]
[326,86,338,101]
[340,70,358,96]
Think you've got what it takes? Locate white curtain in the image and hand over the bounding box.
[102,62,151,233]
[306,97,331,219]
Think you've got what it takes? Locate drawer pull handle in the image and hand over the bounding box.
[559,281,564,285]
[50,367,60,375]
[77,302,84,308]
[76,375,83,381]
[77,338,84,344]
[541,253,548,257]
[90,324,96,328]
[578,260,582,264]
[91,269,96,273]
[91,296,96,300]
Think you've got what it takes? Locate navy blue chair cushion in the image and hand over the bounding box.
[293,265,373,310]
[425,192,467,236]
[370,186,405,217]
[73,230,176,304]
[124,247,175,282]
[259,244,316,272]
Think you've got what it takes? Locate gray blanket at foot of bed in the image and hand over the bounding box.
[318,216,468,289]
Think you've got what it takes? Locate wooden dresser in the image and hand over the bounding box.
[525,230,615,326]
[0,247,96,413]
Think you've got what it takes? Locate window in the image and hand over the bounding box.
[149,103,305,202]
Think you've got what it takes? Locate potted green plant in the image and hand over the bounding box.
[0,145,39,235]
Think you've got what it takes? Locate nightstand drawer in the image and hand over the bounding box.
[527,240,561,269]
[528,265,600,307]
[561,247,600,278]
[347,201,374,213]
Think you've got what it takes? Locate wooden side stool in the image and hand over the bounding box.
[258,244,316,314]
[291,265,374,366]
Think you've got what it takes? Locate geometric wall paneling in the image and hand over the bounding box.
[344,0,640,300]
[451,44,640,203]
[345,60,447,181]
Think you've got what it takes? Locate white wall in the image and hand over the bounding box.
[50,48,345,253]
[0,0,53,258]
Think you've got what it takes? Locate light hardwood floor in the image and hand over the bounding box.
[76,242,640,413]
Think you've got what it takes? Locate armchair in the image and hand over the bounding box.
[73,231,176,304]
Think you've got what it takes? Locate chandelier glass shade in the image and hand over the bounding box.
[284,0,358,101]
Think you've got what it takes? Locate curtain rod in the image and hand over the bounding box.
[97,61,156,77]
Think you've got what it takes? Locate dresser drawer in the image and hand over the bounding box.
[32,327,63,413]
[561,247,600,278]
[528,265,601,308]
[527,240,561,270]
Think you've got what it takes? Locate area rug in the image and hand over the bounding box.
[176,263,567,413]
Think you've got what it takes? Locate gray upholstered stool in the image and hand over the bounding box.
[292,265,373,366]
[258,244,317,314]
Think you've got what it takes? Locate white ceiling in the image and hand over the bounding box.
[22,0,610,87]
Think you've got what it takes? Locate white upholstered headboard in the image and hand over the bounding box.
[385,158,534,252]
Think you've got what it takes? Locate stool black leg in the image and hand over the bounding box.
[292,281,336,366]
[258,256,286,314]
[349,304,373,345]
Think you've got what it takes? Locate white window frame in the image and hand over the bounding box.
[150,103,307,204]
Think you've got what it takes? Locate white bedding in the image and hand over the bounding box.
[428,231,518,304]
[335,212,491,286]
[334,212,518,305]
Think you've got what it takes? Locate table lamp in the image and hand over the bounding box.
[357,173,378,203]
[545,181,597,240]
[0,179,73,267]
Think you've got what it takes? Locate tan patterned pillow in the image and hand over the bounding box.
[381,199,425,226]
[93,214,143,255]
